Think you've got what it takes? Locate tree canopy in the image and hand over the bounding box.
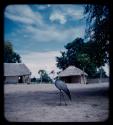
[84,5,110,67]
[56,37,109,78]
[56,38,97,77]
[4,41,21,63]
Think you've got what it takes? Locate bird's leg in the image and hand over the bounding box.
[56,91,59,95]
[59,90,62,106]
[61,91,67,106]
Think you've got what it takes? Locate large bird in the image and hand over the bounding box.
[54,78,71,105]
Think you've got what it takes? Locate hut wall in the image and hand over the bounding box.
[60,76,81,83]
[71,76,81,83]
[5,76,18,84]
[60,77,68,83]
[23,75,31,83]
[5,75,31,84]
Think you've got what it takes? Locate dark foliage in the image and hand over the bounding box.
[4,41,21,63]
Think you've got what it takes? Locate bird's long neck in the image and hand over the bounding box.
[52,79,55,84]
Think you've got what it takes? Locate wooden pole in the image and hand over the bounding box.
[99,66,102,83]
[41,75,42,84]
[83,67,85,84]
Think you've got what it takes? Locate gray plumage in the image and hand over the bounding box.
[54,79,71,105]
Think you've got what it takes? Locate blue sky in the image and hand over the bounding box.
[4,4,109,77]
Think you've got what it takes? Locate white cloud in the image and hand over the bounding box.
[37,4,51,10]
[49,11,67,24]
[5,5,85,44]
[21,24,85,43]
[49,5,84,24]
[21,51,61,78]
[47,4,51,7]
[5,5,43,25]
[38,5,47,10]
[66,8,84,20]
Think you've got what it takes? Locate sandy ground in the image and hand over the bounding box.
[4,82,109,122]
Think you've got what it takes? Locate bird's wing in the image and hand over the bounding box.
[55,80,67,90]
[64,87,71,101]
[55,80,71,100]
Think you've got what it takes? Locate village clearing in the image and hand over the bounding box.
[4,82,109,122]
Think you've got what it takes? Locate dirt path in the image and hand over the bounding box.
[4,83,109,122]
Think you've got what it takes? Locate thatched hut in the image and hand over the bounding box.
[4,63,31,84]
[58,66,88,84]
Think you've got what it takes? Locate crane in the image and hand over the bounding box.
[50,70,71,105]
[54,78,71,106]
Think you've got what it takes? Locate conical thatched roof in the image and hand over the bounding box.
[58,66,88,77]
[4,63,31,76]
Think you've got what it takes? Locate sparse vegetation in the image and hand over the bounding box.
[38,69,52,83]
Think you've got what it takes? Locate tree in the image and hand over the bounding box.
[76,53,96,77]
[56,38,85,70]
[65,38,86,67]
[94,67,108,78]
[4,41,21,63]
[42,73,52,83]
[76,53,89,68]
[38,70,46,83]
[56,51,68,70]
[38,69,52,83]
[84,5,110,67]
[65,38,84,53]
[56,37,97,77]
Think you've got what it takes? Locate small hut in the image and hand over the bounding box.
[58,66,88,84]
[4,63,31,84]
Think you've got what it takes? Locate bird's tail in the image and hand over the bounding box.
[64,88,71,101]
